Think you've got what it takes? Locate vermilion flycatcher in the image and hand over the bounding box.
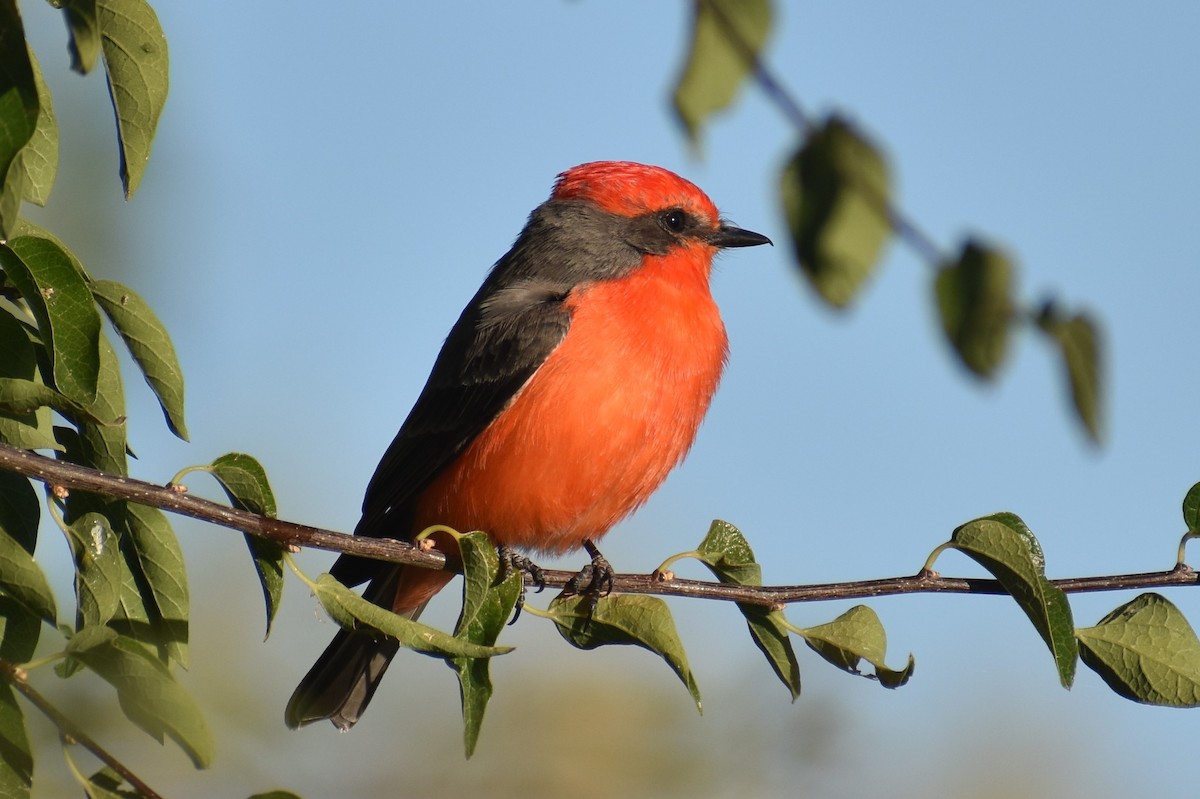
[286,161,770,730]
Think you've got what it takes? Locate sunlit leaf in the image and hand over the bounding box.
[209,453,282,638]
[1182,482,1200,531]
[949,513,1077,687]
[117,504,188,666]
[98,0,169,197]
[1077,593,1200,707]
[66,512,122,629]
[694,519,800,700]
[312,573,512,660]
[796,605,914,688]
[0,237,101,406]
[781,116,892,308]
[10,50,57,207]
[450,531,521,757]
[672,0,771,144]
[0,0,38,237]
[550,593,701,712]
[936,240,1014,378]
[92,280,188,440]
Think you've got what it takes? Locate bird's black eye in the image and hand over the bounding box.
[661,209,687,233]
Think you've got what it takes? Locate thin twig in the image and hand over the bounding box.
[700,0,945,264]
[1,443,1195,608]
[0,658,163,799]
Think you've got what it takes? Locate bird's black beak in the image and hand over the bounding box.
[709,223,772,249]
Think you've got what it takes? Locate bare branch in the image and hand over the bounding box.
[0,442,1196,607]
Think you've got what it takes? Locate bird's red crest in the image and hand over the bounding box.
[552,161,720,224]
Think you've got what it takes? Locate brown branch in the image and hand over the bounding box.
[0,658,163,799]
[1,442,1196,607]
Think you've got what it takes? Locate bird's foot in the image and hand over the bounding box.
[497,545,546,624]
[561,540,614,618]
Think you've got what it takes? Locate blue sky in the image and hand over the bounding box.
[18,2,1200,797]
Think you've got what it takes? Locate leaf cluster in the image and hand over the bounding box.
[675,0,1103,441]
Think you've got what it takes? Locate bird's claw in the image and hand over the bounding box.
[559,540,614,621]
[497,545,546,624]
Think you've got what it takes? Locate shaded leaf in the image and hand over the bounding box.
[92,279,187,440]
[66,630,213,768]
[0,310,59,451]
[672,0,771,143]
[0,682,31,799]
[781,117,892,308]
[1182,481,1200,531]
[936,240,1014,378]
[1077,593,1200,707]
[1036,303,1103,443]
[949,513,1077,686]
[0,1,38,237]
[694,519,799,700]
[0,596,40,664]
[63,0,102,74]
[449,531,521,757]
[0,237,101,406]
[312,574,511,660]
[549,593,701,712]
[0,471,55,624]
[64,334,127,478]
[209,453,282,638]
[796,605,914,688]
[98,0,169,197]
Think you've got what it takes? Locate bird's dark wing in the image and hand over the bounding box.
[329,277,572,586]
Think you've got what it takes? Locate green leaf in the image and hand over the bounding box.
[935,240,1015,378]
[549,593,702,712]
[0,471,55,624]
[672,0,771,144]
[0,683,31,799]
[1077,593,1200,707]
[66,630,213,768]
[209,453,282,638]
[97,0,169,197]
[63,0,102,74]
[948,512,1077,686]
[0,596,40,664]
[449,532,521,757]
[82,767,141,799]
[0,237,101,406]
[1036,303,1104,444]
[116,504,188,666]
[10,50,57,208]
[694,519,800,700]
[0,0,38,238]
[65,512,122,629]
[796,605,914,688]
[66,334,128,476]
[0,310,60,452]
[780,117,892,308]
[1182,482,1200,531]
[311,573,512,661]
[91,280,188,440]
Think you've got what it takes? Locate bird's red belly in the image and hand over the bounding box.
[412,256,727,554]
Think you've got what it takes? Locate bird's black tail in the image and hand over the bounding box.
[285,570,406,731]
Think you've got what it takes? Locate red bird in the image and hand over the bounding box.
[286,161,770,729]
